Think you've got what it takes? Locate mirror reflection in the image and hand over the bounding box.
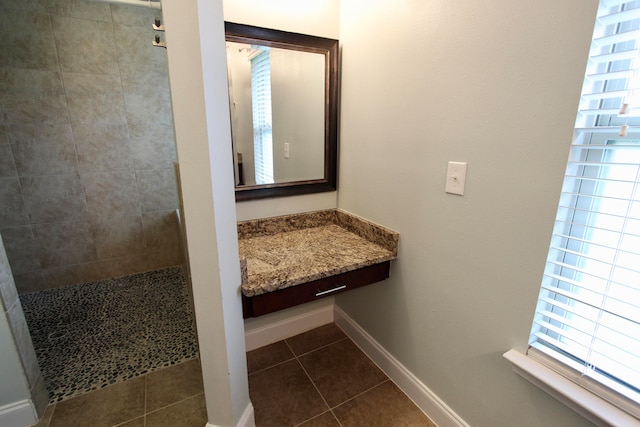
[226,43,325,186]
[224,22,339,201]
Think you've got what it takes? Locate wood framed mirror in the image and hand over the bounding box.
[225,22,339,201]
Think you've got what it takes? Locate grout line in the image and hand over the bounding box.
[286,336,348,358]
[292,410,337,427]
[247,355,297,377]
[143,374,148,426]
[329,378,390,411]
[145,392,205,417]
[288,340,342,427]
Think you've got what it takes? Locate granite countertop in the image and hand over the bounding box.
[238,209,399,297]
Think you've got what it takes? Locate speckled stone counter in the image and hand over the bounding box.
[238,209,399,297]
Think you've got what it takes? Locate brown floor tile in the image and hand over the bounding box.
[145,394,207,427]
[299,339,387,408]
[247,340,294,374]
[249,359,328,426]
[285,323,347,355]
[114,416,145,427]
[49,377,145,427]
[296,411,341,426]
[333,381,436,427]
[146,359,204,412]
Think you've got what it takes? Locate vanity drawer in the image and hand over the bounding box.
[242,261,391,318]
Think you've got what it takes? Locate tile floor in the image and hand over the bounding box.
[247,323,436,426]
[33,323,436,426]
[34,358,206,427]
[21,267,198,402]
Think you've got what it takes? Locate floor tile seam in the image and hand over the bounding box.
[247,355,297,376]
[291,409,342,427]
[293,353,334,418]
[112,415,145,427]
[143,374,148,420]
[328,378,391,410]
[288,336,349,358]
[42,404,55,427]
[144,391,205,416]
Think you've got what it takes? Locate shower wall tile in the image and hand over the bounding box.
[3,0,48,13]
[142,211,180,250]
[63,73,127,125]
[32,220,97,268]
[8,124,78,176]
[47,0,111,21]
[13,270,46,294]
[147,250,183,271]
[74,125,133,172]
[110,3,156,27]
[115,23,168,77]
[0,127,18,177]
[4,1,182,291]
[91,214,146,259]
[129,124,176,169]
[98,253,150,279]
[122,71,173,125]
[42,261,103,288]
[31,373,48,418]
[142,211,183,269]
[20,174,88,223]
[82,172,141,217]
[0,234,18,310]
[0,226,41,275]
[52,16,118,75]
[0,68,70,124]
[137,168,179,212]
[0,177,29,227]
[0,9,58,70]
[7,299,42,388]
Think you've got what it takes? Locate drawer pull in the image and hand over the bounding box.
[315,285,347,297]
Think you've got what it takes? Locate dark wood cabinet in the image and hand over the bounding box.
[242,261,391,318]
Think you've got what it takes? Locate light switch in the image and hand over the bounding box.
[445,161,467,196]
[284,142,290,159]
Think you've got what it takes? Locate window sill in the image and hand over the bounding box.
[503,349,640,427]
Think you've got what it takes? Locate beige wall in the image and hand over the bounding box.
[336,0,598,426]
[0,0,182,294]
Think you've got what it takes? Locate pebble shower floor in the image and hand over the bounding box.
[19,267,199,403]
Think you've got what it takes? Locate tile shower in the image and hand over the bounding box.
[0,0,196,404]
[0,0,182,293]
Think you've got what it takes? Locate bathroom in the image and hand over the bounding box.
[0,0,616,426]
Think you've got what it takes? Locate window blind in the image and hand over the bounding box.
[250,48,274,185]
[529,0,640,418]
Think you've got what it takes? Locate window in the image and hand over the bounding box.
[250,47,274,185]
[527,0,640,419]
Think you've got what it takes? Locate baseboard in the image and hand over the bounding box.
[244,304,334,351]
[0,399,38,427]
[334,306,470,427]
[236,402,255,427]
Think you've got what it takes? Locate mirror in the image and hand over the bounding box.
[225,22,339,201]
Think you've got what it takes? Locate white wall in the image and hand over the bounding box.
[335,1,599,426]
[225,0,340,220]
[163,0,250,425]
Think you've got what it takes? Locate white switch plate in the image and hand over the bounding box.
[284,142,290,158]
[445,161,467,196]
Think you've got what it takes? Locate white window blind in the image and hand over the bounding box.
[529,0,640,418]
[250,48,274,185]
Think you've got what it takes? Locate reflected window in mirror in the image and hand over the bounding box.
[225,22,339,201]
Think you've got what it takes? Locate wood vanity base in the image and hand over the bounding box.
[242,261,390,318]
